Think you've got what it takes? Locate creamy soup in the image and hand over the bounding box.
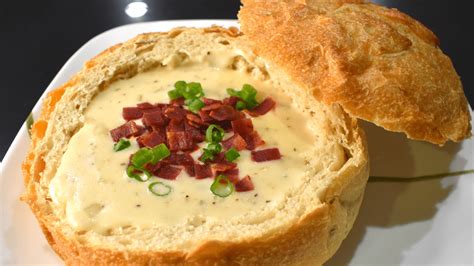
[49,64,318,233]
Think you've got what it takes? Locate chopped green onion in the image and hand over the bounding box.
[114,138,131,152]
[131,148,155,168]
[235,101,246,111]
[174,80,187,91]
[200,143,222,162]
[205,124,225,143]
[150,143,171,164]
[210,175,234,198]
[226,84,259,110]
[187,98,205,113]
[127,165,152,182]
[225,148,240,162]
[207,143,222,153]
[168,90,181,100]
[148,182,172,196]
[200,149,215,162]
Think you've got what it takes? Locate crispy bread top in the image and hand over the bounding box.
[239,0,471,144]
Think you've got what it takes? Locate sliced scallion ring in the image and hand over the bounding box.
[205,124,225,143]
[210,175,234,198]
[126,165,152,182]
[148,182,172,196]
[114,138,131,152]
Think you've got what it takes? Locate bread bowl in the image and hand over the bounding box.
[21,1,471,265]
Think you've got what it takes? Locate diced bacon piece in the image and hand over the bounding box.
[145,161,164,174]
[199,110,215,123]
[210,152,226,164]
[247,97,276,117]
[137,102,155,110]
[122,107,143,120]
[201,102,222,112]
[134,125,147,137]
[167,152,194,166]
[184,164,195,177]
[155,165,182,180]
[209,105,241,121]
[244,131,265,150]
[186,113,204,125]
[223,96,239,107]
[222,134,247,151]
[185,122,205,142]
[216,121,233,132]
[167,119,184,132]
[212,162,237,174]
[219,168,239,183]
[167,131,194,151]
[202,97,222,105]
[231,118,254,137]
[142,110,165,127]
[170,98,185,106]
[110,121,140,142]
[137,131,166,148]
[194,163,212,179]
[235,176,254,192]
[251,148,281,162]
[164,106,187,121]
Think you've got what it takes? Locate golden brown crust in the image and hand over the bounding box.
[22,26,369,265]
[239,0,472,145]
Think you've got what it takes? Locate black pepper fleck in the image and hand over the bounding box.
[254,193,258,197]
[265,200,271,203]
[293,148,297,152]
[212,202,216,205]
[185,195,189,198]
[136,204,141,207]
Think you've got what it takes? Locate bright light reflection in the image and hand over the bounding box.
[125,2,148,18]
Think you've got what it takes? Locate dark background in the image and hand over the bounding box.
[1,0,472,160]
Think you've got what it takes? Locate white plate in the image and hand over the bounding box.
[1,20,473,265]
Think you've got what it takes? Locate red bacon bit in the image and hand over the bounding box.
[210,105,241,121]
[219,168,239,183]
[202,98,222,105]
[247,97,276,117]
[155,165,182,180]
[184,164,195,177]
[170,98,185,106]
[199,110,214,123]
[167,119,184,132]
[134,125,147,137]
[212,162,237,173]
[167,152,194,166]
[164,106,187,121]
[235,176,254,192]
[142,110,165,127]
[185,122,205,142]
[201,102,222,112]
[244,131,265,150]
[186,113,204,125]
[137,131,166,148]
[231,118,254,137]
[194,163,213,179]
[223,96,239,107]
[122,107,143,120]
[110,121,140,142]
[251,148,281,162]
[137,102,155,110]
[167,131,194,151]
[222,134,247,151]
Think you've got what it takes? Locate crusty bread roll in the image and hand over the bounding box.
[240,0,471,145]
[22,27,369,265]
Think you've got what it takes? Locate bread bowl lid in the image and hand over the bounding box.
[239,0,472,145]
